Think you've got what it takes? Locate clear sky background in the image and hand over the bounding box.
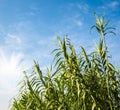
[0,0,120,109]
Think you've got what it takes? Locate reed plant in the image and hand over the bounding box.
[11,14,120,110]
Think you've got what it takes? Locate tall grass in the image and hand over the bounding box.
[11,14,120,110]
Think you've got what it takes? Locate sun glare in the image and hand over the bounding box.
[0,50,25,110]
[0,50,24,90]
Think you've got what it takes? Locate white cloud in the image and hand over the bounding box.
[108,1,119,8]
[74,20,83,26]
[0,24,25,51]
[59,14,83,32]
[28,4,40,16]
[76,3,89,11]
[68,2,89,12]
[100,1,119,10]
[5,33,22,44]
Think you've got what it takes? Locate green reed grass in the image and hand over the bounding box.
[11,14,120,110]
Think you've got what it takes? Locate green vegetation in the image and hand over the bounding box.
[11,14,120,110]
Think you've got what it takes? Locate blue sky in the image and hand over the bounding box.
[0,0,120,109]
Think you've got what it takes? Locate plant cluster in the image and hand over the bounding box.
[11,14,120,110]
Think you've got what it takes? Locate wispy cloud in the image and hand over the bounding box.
[28,3,40,16]
[107,1,119,8]
[5,33,22,45]
[68,2,89,12]
[74,20,83,26]
[76,3,89,11]
[57,14,84,34]
[99,1,119,10]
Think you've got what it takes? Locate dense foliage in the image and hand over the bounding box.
[11,14,120,110]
